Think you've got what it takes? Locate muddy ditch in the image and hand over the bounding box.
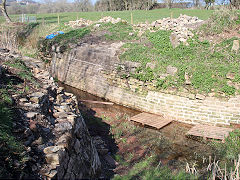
[59,82,216,178]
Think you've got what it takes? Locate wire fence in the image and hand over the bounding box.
[18,14,37,23]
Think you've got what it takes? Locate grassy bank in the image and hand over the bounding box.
[0,57,36,178]
[0,8,213,24]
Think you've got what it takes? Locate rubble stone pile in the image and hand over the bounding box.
[67,16,126,28]
[66,14,204,47]
[135,14,204,47]
[97,16,126,24]
[67,18,94,28]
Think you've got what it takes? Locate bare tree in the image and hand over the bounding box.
[95,0,157,11]
[163,0,175,9]
[229,0,240,8]
[74,0,93,12]
[0,0,12,23]
[193,0,200,7]
[205,0,215,9]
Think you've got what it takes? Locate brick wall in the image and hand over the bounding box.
[50,43,240,125]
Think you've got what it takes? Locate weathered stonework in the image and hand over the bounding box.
[21,55,101,179]
[50,42,240,125]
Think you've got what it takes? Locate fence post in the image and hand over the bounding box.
[42,18,45,25]
[58,14,60,25]
[131,12,133,24]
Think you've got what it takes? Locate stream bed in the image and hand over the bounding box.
[59,82,214,178]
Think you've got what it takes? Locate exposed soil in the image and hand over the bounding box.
[199,25,240,44]
[60,82,216,178]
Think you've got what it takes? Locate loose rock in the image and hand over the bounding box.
[166,65,178,76]
[232,40,239,52]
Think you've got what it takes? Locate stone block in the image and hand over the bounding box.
[44,146,62,154]
[46,153,59,165]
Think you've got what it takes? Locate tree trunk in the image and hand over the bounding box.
[109,0,112,11]
[0,0,12,23]
[124,0,128,10]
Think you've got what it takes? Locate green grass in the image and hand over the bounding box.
[113,156,195,180]
[38,27,90,57]
[99,22,138,41]
[0,85,23,178]
[2,9,213,59]
[200,9,240,35]
[3,58,36,83]
[0,57,37,178]
[211,130,240,163]
[120,29,240,96]
[0,8,213,25]
[204,130,240,179]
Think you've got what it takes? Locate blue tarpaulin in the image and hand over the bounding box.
[45,31,64,39]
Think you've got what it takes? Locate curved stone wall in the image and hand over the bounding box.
[50,42,240,125]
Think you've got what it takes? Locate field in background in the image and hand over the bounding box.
[0,8,213,24]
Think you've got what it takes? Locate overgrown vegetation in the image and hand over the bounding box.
[212,130,240,167]
[0,57,37,178]
[187,130,240,179]
[0,75,21,177]
[38,27,90,58]
[0,100,25,178]
[98,22,138,41]
[113,156,194,180]
[121,29,240,96]
[199,9,240,35]
[3,58,36,83]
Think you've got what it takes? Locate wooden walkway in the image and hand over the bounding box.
[130,112,173,129]
[130,113,233,140]
[187,124,233,140]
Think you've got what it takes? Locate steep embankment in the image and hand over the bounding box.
[0,49,101,179]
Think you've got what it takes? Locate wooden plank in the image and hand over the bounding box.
[151,120,173,129]
[80,100,114,105]
[130,112,173,129]
[187,124,233,140]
